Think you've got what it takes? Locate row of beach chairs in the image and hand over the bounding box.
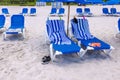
[102,8,120,16]
[49,7,93,17]
[0,15,25,40]
[0,8,36,16]
[46,18,115,61]
[50,7,120,17]
[76,8,93,17]
[49,8,65,16]
[77,7,120,17]
[0,14,119,62]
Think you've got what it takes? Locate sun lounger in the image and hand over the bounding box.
[71,18,114,57]
[20,8,28,16]
[110,8,120,16]
[58,8,65,16]
[102,8,111,16]
[49,8,57,16]
[46,19,85,61]
[0,15,5,30]
[76,8,83,17]
[30,8,36,16]
[83,8,93,17]
[2,8,10,16]
[116,18,120,38]
[3,15,25,40]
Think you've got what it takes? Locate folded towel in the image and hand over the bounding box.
[89,42,101,47]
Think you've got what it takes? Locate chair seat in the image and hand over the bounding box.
[53,42,80,54]
[6,28,23,34]
[0,26,3,28]
[80,37,110,50]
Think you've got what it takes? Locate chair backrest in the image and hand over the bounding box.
[0,15,5,28]
[110,8,117,14]
[76,8,82,14]
[30,8,36,14]
[11,15,24,28]
[118,18,120,31]
[46,20,69,44]
[84,8,90,13]
[102,8,109,14]
[46,20,65,36]
[50,8,57,14]
[2,8,9,14]
[58,8,65,14]
[71,18,93,40]
[22,8,28,14]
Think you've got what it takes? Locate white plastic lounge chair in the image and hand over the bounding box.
[46,19,85,61]
[71,18,114,57]
[3,15,25,40]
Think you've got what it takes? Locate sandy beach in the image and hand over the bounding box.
[0,5,120,80]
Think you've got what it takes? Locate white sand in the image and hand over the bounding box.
[0,5,120,80]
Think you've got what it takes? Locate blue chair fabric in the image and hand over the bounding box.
[0,15,5,29]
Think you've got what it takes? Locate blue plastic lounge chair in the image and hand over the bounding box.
[110,8,117,14]
[102,8,111,16]
[76,8,83,17]
[3,15,25,40]
[0,15,5,30]
[58,8,65,16]
[30,8,36,16]
[71,18,114,57]
[84,8,93,17]
[2,8,10,16]
[49,8,57,16]
[116,18,120,38]
[110,8,120,16]
[46,19,85,61]
[118,18,120,32]
[20,8,28,16]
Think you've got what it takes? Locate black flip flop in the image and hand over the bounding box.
[42,56,51,64]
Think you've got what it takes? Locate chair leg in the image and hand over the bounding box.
[103,49,112,55]
[50,44,55,61]
[50,44,63,61]
[78,48,87,58]
[3,32,6,40]
[23,29,25,38]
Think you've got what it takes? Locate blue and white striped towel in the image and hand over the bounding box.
[71,19,93,40]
